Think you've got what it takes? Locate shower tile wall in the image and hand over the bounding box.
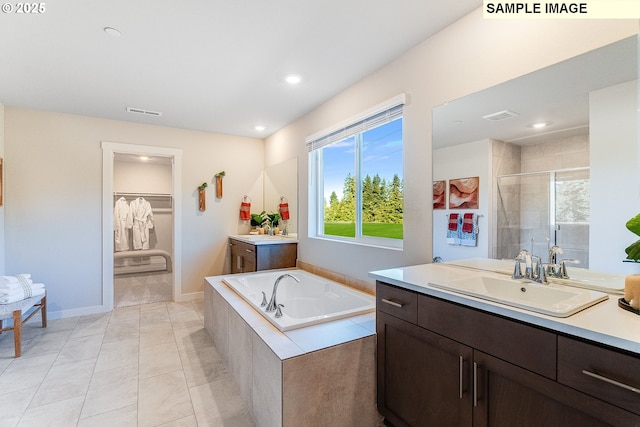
[493,140,522,259]
[495,134,589,262]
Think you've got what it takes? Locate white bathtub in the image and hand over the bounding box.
[222,269,375,331]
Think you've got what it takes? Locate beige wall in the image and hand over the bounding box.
[5,108,264,317]
[265,8,639,286]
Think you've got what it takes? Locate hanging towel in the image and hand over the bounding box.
[447,214,461,245]
[240,201,251,221]
[460,213,478,247]
[279,203,290,220]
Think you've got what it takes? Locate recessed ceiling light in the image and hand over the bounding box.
[529,121,551,129]
[104,27,122,37]
[255,125,266,131]
[138,155,150,161]
[284,74,302,85]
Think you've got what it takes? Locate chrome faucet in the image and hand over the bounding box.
[512,250,546,284]
[265,273,300,312]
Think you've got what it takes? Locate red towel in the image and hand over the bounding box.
[240,202,251,220]
[448,213,458,231]
[279,203,290,220]
[462,213,474,233]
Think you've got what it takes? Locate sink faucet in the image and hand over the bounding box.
[265,273,300,312]
[512,250,547,284]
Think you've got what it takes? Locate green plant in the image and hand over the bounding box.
[250,211,266,227]
[215,171,226,178]
[267,213,281,227]
[198,182,208,191]
[625,213,640,261]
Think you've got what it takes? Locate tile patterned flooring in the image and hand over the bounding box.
[0,300,255,427]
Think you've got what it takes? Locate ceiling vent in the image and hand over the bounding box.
[126,107,162,117]
[482,110,518,121]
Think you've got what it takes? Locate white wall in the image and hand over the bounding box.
[433,139,491,261]
[265,8,638,285]
[590,80,639,274]
[0,102,4,274]
[4,108,264,317]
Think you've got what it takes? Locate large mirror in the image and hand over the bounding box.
[432,35,638,274]
[264,157,298,234]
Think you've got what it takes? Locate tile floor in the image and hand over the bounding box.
[0,300,255,427]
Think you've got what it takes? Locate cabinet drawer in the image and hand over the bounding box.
[376,282,418,324]
[418,294,557,379]
[229,238,255,255]
[558,336,640,415]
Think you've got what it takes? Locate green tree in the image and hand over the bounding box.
[338,174,355,222]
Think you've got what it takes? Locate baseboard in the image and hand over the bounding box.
[47,304,111,320]
[174,291,204,302]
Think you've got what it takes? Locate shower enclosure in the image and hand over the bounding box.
[496,167,590,268]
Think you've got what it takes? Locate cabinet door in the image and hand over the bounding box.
[473,350,639,427]
[377,311,472,427]
[229,240,256,273]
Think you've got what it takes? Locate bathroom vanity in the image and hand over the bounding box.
[371,262,640,427]
[228,235,297,274]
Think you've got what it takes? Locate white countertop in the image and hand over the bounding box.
[229,233,298,245]
[369,260,640,356]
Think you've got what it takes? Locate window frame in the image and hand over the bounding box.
[307,94,406,250]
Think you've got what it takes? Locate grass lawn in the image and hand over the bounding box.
[324,222,403,239]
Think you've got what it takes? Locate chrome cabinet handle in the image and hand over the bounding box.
[236,255,242,270]
[473,362,479,407]
[582,370,640,394]
[245,249,253,253]
[381,298,403,308]
[459,356,464,399]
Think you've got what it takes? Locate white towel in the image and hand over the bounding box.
[0,275,34,291]
[0,288,45,304]
[0,274,31,285]
[0,283,45,296]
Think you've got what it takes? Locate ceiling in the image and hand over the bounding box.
[0,0,481,139]
[432,35,638,148]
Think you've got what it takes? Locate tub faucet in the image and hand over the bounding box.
[265,273,300,312]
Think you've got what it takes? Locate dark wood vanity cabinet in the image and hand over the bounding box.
[229,238,297,274]
[376,281,640,427]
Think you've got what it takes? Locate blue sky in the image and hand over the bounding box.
[323,118,402,201]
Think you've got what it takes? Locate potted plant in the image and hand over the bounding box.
[215,171,225,198]
[197,182,207,211]
[623,213,640,312]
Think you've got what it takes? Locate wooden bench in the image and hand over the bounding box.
[0,293,47,357]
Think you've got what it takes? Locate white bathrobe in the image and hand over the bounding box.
[113,197,130,252]
[128,197,154,250]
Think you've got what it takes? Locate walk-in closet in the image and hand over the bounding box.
[112,153,174,308]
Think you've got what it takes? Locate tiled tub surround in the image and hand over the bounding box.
[204,273,377,427]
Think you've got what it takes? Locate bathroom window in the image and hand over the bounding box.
[307,95,404,248]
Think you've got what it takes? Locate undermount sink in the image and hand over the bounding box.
[429,275,608,317]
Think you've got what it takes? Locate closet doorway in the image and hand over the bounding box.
[102,142,183,312]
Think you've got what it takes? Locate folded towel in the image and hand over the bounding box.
[448,213,459,231]
[0,283,45,297]
[460,213,478,247]
[447,214,462,245]
[0,276,34,291]
[0,274,31,285]
[462,213,474,233]
[0,287,45,304]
